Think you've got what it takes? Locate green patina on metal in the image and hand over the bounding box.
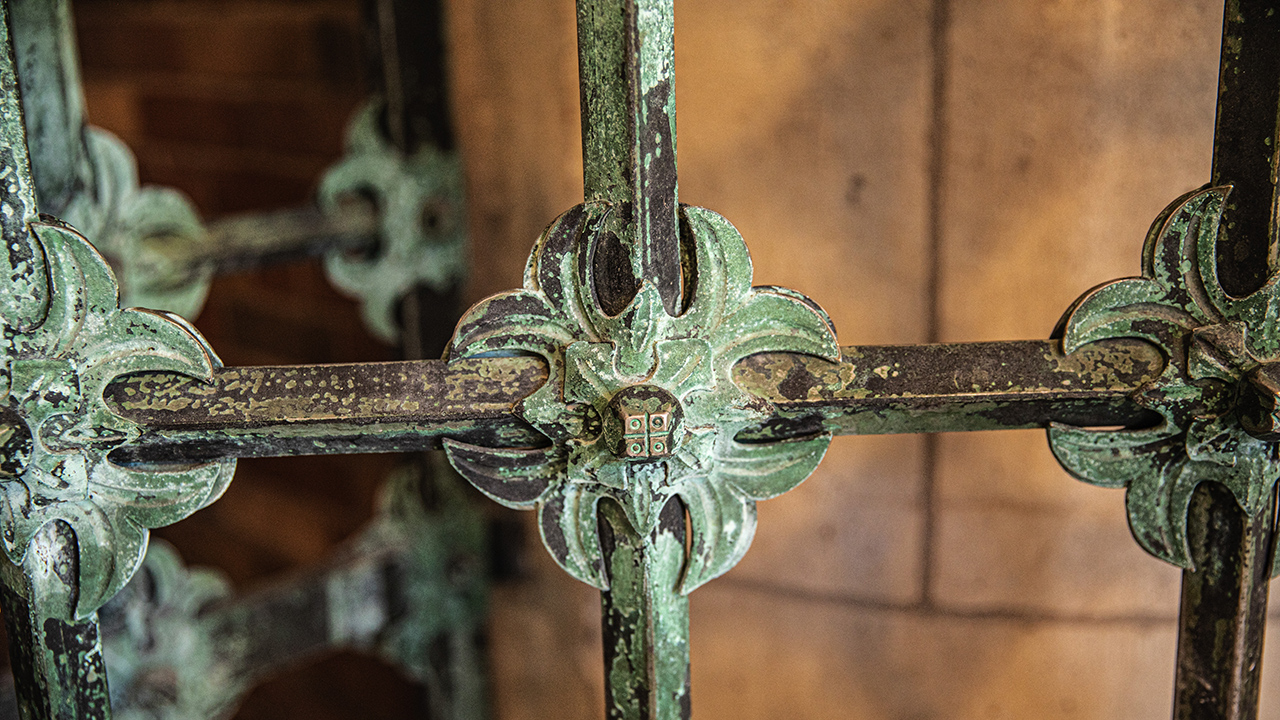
[360,460,489,706]
[60,128,212,320]
[577,0,681,314]
[443,202,838,592]
[319,100,468,344]
[11,0,212,320]
[99,540,234,720]
[98,461,487,720]
[600,500,688,720]
[0,213,235,620]
[0,1,234,624]
[0,522,113,720]
[1049,186,1280,575]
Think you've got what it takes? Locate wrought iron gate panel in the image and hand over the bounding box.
[0,1,1277,719]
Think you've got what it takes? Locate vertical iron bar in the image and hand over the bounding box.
[367,5,488,719]
[1209,0,1280,298]
[365,0,464,360]
[1174,483,1275,720]
[0,7,111,718]
[367,0,455,157]
[1174,3,1280,719]
[576,0,682,314]
[7,0,86,216]
[0,523,111,720]
[576,3,693,717]
[598,500,690,720]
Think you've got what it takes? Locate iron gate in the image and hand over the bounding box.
[0,0,1278,719]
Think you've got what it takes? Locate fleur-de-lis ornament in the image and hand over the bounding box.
[1051,186,1280,574]
[1,214,235,619]
[444,201,839,593]
[319,100,467,344]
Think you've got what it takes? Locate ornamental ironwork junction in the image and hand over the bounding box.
[0,1,1279,719]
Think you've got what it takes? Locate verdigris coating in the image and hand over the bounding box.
[443,201,839,593]
[319,100,467,344]
[1050,186,1280,575]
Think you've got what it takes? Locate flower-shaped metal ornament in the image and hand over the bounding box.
[1049,185,1280,574]
[318,100,467,344]
[62,127,212,320]
[1,215,235,619]
[443,202,839,592]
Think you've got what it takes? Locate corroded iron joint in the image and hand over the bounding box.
[1239,364,1280,440]
[1050,186,1280,576]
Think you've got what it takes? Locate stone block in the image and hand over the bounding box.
[933,500,1182,617]
[690,584,1180,720]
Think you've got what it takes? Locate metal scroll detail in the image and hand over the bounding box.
[99,541,234,720]
[319,100,467,344]
[443,202,839,592]
[1049,186,1280,574]
[1,215,235,619]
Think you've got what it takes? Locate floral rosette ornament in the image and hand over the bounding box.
[1050,186,1280,574]
[443,202,839,592]
[1,212,235,619]
[318,100,467,344]
[62,127,213,320]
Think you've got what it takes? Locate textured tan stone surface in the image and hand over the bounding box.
[934,500,1183,617]
[448,0,584,304]
[488,527,604,720]
[939,0,1222,343]
[690,584,1179,720]
[732,437,926,603]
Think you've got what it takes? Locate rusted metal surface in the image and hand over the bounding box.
[598,501,689,720]
[103,338,1160,466]
[1209,0,1280,300]
[1173,482,1274,720]
[7,0,83,216]
[193,204,379,278]
[0,523,111,720]
[1178,3,1280,717]
[4,0,1280,716]
[577,0,682,315]
[10,0,214,320]
[736,338,1162,438]
[1044,4,1280,718]
[0,7,112,718]
[104,357,548,462]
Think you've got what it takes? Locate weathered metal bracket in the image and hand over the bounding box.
[0,8,237,624]
[444,202,838,592]
[318,99,467,345]
[0,9,237,716]
[3,0,1279,718]
[1051,5,1280,718]
[0,212,235,620]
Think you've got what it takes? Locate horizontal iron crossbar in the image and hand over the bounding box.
[101,338,1161,464]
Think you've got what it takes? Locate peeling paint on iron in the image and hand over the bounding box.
[1049,187,1280,576]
